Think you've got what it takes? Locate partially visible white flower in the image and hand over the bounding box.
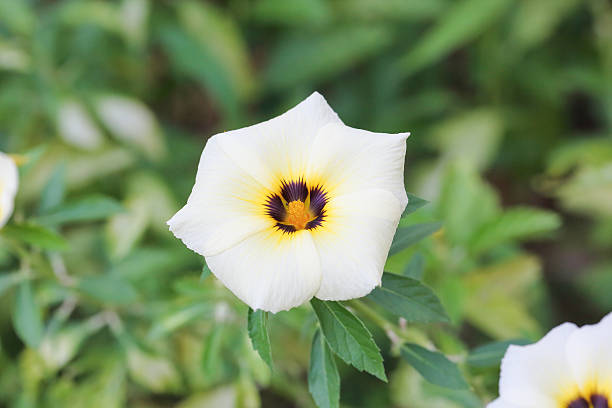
[489,312,612,408]
[168,92,409,313]
[95,94,165,160]
[57,99,105,150]
[0,152,18,229]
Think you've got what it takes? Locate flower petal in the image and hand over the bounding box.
[498,322,578,408]
[306,123,409,209]
[0,152,18,229]
[205,230,322,313]
[212,92,343,190]
[312,188,403,300]
[566,312,612,398]
[486,398,525,408]
[168,137,273,256]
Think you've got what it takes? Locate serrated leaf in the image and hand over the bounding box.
[308,329,340,408]
[12,281,44,348]
[403,193,428,217]
[466,339,530,367]
[368,273,449,323]
[470,207,561,253]
[2,224,69,251]
[389,222,442,256]
[77,275,138,305]
[401,343,468,389]
[247,308,273,368]
[36,195,124,225]
[310,299,386,381]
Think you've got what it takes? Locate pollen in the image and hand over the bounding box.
[285,200,313,230]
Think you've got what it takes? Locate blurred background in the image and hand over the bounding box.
[1,0,611,407]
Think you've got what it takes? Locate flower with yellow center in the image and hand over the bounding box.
[168,92,410,312]
[489,312,612,408]
[0,152,18,229]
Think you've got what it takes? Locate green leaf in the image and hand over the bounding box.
[158,24,239,121]
[149,303,211,340]
[335,0,447,21]
[2,224,69,251]
[12,281,44,348]
[466,339,530,367]
[431,109,504,170]
[438,160,500,245]
[368,273,449,323]
[510,0,580,51]
[397,0,511,76]
[247,308,273,368]
[36,195,124,225]
[400,343,468,390]
[389,222,442,256]
[308,329,340,408]
[200,263,212,281]
[469,207,561,253]
[463,255,542,339]
[403,193,428,217]
[39,163,66,213]
[94,95,165,161]
[265,26,392,90]
[402,253,424,280]
[578,264,612,310]
[310,299,386,381]
[201,326,226,382]
[546,138,612,176]
[0,272,25,297]
[77,275,138,305]
[253,0,331,26]
[0,0,35,35]
[176,1,255,101]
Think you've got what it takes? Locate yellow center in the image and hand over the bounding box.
[284,200,313,231]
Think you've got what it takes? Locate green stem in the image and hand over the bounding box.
[347,299,395,333]
[347,299,431,347]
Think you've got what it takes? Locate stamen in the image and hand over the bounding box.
[264,178,329,234]
[285,200,313,231]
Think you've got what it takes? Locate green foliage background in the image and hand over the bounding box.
[1,0,611,407]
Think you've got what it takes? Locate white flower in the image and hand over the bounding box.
[489,312,612,408]
[168,92,409,313]
[0,152,19,229]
